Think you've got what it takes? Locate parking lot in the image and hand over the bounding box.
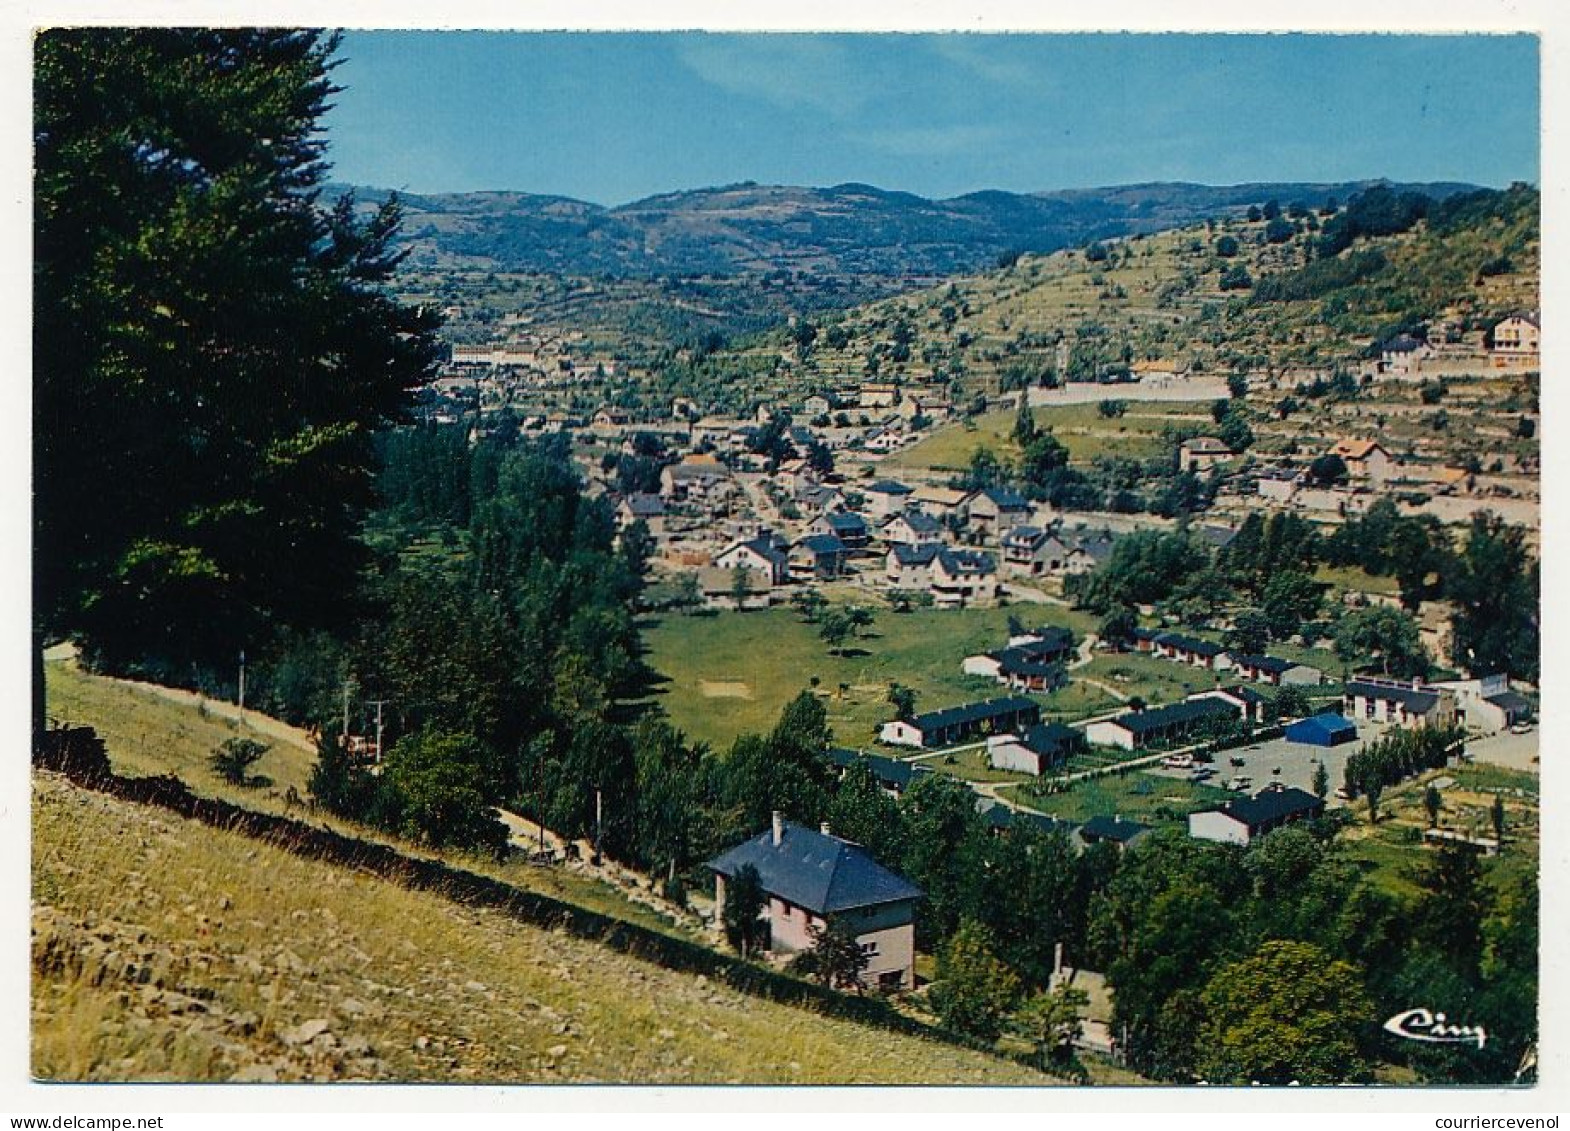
[1143,734,1360,808]
[1465,726,1539,772]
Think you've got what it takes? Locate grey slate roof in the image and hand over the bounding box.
[865,479,913,496]
[891,543,941,567]
[1345,679,1440,714]
[825,512,868,535]
[622,492,666,517]
[885,510,942,534]
[826,748,931,791]
[1484,691,1532,714]
[1110,697,1236,736]
[907,695,1039,735]
[1080,815,1150,843]
[1154,632,1226,658]
[795,533,848,556]
[935,548,996,576]
[1017,722,1085,757]
[1211,786,1324,830]
[1233,654,1295,675]
[977,486,1030,511]
[706,821,923,915]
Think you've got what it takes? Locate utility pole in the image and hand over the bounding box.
[594,788,603,866]
[341,678,352,741]
[368,699,389,765]
[237,650,246,719]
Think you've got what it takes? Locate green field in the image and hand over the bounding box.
[886,401,1204,472]
[1075,652,1224,706]
[639,604,1098,751]
[1003,771,1233,825]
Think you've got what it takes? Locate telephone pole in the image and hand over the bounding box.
[237,650,246,719]
[368,699,389,764]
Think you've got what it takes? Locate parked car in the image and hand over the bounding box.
[1162,753,1195,769]
[1510,721,1534,735]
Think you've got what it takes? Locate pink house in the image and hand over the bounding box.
[707,813,922,992]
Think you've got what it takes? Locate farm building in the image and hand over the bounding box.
[1284,713,1358,747]
[707,814,923,992]
[879,696,1041,749]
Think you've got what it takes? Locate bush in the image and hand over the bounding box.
[209,737,269,786]
[382,728,508,853]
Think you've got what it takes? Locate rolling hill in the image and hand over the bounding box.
[338,178,1481,279]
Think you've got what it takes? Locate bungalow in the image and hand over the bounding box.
[861,479,915,520]
[977,799,1080,840]
[930,548,999,608]
[967,487,1032,539]
[1343,677,1459,729]
[863,426,905,453]
[1187,685,1270,725]
[826,748,932,797]
[1284,713,1358,747]
[1178,437,1234,474]
[880,509,944,549]
[1131,626,1163,653]
[1000,525,1072,577]
[812,511,870,551]
[708,814,923,992]
[879,696,1041,749]
[714,534,789,586]
[1075,816,1153,852]
[961,647,1067,693]
[660,458,735,503]
[1229,654,1323,687]
[615,492,666,535]
[1084,698,1238,751]
[789,534,850,581]
[1151,632,1232,671]
[1329,439,1394,485]
[1007,625,1076,666]
[987,722,1086,776]
[1188,785,1325,846]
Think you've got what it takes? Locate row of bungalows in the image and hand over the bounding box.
[1229,653,1324,687]
[825,748,933,796]
[986,722,1086,775]
[1187,684,1272,725]
[1138,630,1231,671]
[885,545,999,607]
[1188,785,1325,846]
[962,626,1076,693]
[1343,677,1459,728]
[976,800,1151,851]
[879,695,1041,749]
[1084,696,1239,750]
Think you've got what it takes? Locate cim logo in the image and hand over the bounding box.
[1383,1007,1488,1049]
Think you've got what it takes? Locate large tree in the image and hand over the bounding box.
[35,30,439,726]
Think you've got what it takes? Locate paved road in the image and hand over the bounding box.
[1465,727,1540,772]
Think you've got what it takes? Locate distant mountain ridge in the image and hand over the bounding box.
[329,178,1483,279]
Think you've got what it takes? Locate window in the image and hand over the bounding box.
[859,941,879,957]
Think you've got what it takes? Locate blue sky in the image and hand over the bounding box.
[323,32,1539,204]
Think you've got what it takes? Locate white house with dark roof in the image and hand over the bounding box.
[714,533,790,586]
[861,479,915,520]
[789,533,850,581]
[1230,654,1323,687]
[1000,525,1072,577]
[1343,677,1458,728]
[880,696,1041,749]
[880,510,943,549]
[707,814,923,991]
[987,722,1086,775]
[1188,785,1325,846]
[967,487,1032,539]
[1178,437,1234,474]
[1085,698,1238,750]
[1427,674,1531,733]
[929,548,999,607]
[1150,632,1232,671]
[1490,312,1540,368]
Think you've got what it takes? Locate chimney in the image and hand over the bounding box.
[1413,676,1423,691]
[772,810,784,846]
[820,821,832,837]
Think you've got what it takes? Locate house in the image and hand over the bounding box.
[660,457,735,502]
[1178,437,1234,474]
[1000,525,1072,577]
[1257,470,1301,504]
[812,511,870,551]
[977,799,1080,840]
[863,426,905,453]
[825,748,932,797]
[1329,439,1393,484]
[929,548,999,608]
[1064,530,1117,574]
[1084,698,1238,751]
[795,482,846,516]
[1187,685,1271,725]
[1344,677,1459,728]
[1150,632,1232,671]
[858,382,901,409]
[697,567,772,611]
[615,492,666,535]
[1229,654,1323,687]
[803,394,834,418]
[986,722,1086,775]
[714,534,789,586]
[992,649,1067,693]
[789,534,850,581]
[1131,626,1163,653]
[1429,674,1534,733]
[880,510,943,549]
[967,487,1032,539]
[1380,334,1434,376]
[886,543,941,589]
[707,814,923,992]
[1284,713,1358,747]
[591,406,631,432]
[879,696,1041,749]
[909,485,971,523]
[1131,359,1183,384]
[1489,313,1540,368]
[1076,816,1153,852]
[1189,785,1325,845]
[861,479,915,520]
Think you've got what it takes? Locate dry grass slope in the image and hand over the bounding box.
[33,771,1063,1085]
